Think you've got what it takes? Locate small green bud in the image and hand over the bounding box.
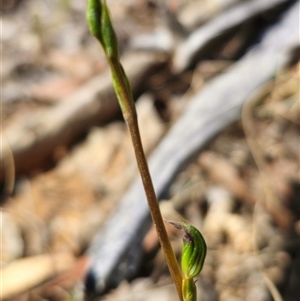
[100,1,119,59]
[167,220,206,279]
[86,0,119,59]
[86,0,102,42]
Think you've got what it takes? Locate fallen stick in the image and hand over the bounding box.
[85,1,299,295]
[1,252,75,299]
[178,0,242,30]
[2,52,166,176]
[173,0,291,72]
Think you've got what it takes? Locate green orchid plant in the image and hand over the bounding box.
[86,1,206,300]
[166,221,207,301]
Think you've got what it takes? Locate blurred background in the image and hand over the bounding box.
[1,0,299,300]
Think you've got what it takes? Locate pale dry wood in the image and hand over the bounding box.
[2,52,167,176]
[173,0,290,72]
[1,252,75,299]
[0,210,24,264]
[19,256,90,300]
[86,1,300,294]
[178,0,241,30]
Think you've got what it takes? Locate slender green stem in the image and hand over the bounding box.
[109,59,183,300]
[86,1,183,298]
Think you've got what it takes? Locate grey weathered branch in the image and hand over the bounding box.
[173,0,291,72]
